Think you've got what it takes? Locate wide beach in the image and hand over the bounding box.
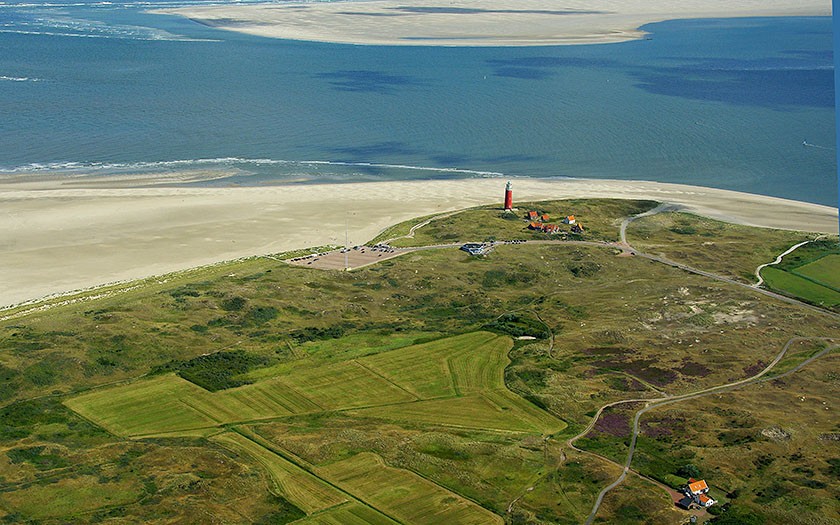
[156,0,830,46]
[1,177,836,309]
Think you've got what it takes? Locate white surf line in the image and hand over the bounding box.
[753,240,812,288]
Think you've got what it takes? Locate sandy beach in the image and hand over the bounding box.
[154,0,831,46]
[1,177,836,309]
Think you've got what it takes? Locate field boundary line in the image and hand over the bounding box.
[177,397,228,425]
[351,360,421,401]
[271,380,326,412]
[790,268,840,293]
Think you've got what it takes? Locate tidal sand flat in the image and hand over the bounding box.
[156,0,830,46]
[1,178,835,309]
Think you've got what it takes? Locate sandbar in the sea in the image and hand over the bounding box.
[153,0,831,46]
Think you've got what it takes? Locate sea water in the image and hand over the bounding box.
[0,2,835,205]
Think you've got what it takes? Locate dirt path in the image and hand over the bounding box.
[380,210,463,245]
[753,240,812,287]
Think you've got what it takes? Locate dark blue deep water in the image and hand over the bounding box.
[0,3,836,205]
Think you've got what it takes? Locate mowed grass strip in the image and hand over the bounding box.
[182,379,321,423]
[447,335,511,394]
[350,394,555,433]
[211,432,347,514]
[762,267,840,306]
[295,502,399,525]
[277,360,417,410]
[317,452,503,525]
[481,390,565,433]
[64,374,218,437]
[794,254,840,289]
[353,332,564,433]
[359,332,504,399]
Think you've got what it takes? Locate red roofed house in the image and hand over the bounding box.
[528,211,538,221]
[528,222,542,230]
[687,479,708,495]
[541,213,550,222]
[697,494,714,507]
[563,215,576,224]
[680,479,716,509]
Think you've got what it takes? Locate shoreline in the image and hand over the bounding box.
[1,177,837,309]
[152,0,830,47]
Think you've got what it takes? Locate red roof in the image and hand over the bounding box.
[698,494,712,504]
[541,214,550,221]
[688,480,708,494]
[528,211,538,219]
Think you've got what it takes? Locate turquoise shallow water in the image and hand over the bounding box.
[0,4,836,205]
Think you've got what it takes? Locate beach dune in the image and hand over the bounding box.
[1,178,836,309]
[155,0,831,46]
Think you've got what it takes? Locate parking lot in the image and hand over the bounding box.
[285,245,409,270]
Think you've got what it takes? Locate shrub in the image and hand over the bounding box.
[7,446,68,470]
[676,463,701,479]
[221,296,247,311]
[483,313,549,339]
[245,306,278,325]
[567,261,601,278]
[154,350,271,392]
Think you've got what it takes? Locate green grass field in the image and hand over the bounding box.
[64,374,218,436]
[65,332,564,439]
[761,267,840,307]
[794,254,840,289]
[318,452,503,525]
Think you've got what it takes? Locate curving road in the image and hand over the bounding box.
[577,337,839,524]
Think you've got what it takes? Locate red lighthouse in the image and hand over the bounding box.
[504,181,513,210]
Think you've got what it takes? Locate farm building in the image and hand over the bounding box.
[563,215,576,224]
[541,213,550,222]
[677,478,716,509]
[527,211,539,221]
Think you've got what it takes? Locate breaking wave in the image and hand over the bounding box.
[0,75,43,81]
[0,158,506,177]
